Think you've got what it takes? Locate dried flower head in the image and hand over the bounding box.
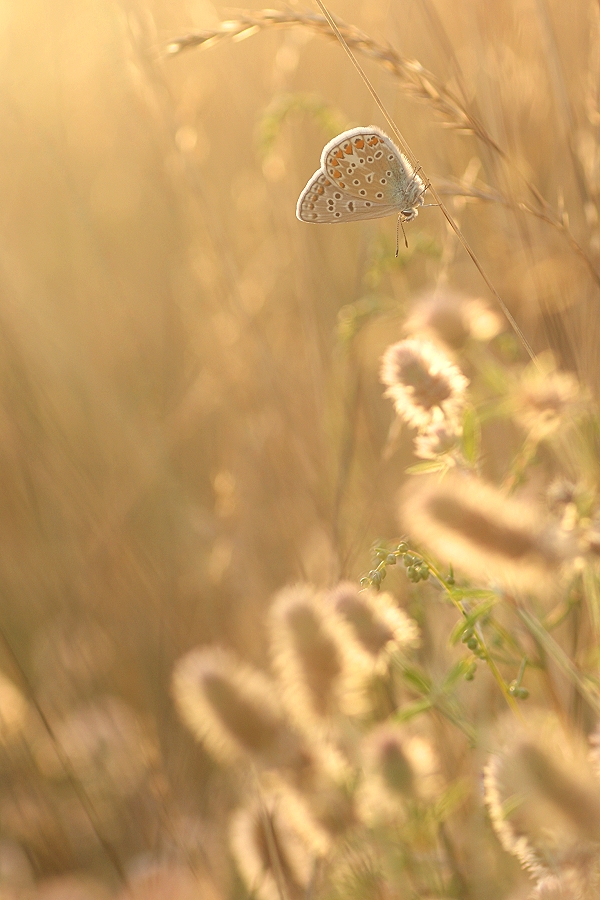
[357,724,443,824]
[229,794,320,900]
[513,354,580,440]
[380,338,468,430]
[413,419,462,461]
[404,289,503,348]
[531,863,600,900]
[325,582,419,670]
[484,711,600,877]
[172,646,303,770]
[269,584,355,741]
[399,472,571,594]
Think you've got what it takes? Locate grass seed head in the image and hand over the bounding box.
[380,338,468,430]
[229,794,320,900]
[269,584,354,738]
[399,472,571,594]
[325,582,419,668]
[484,712,600,875]
[404,289,503,349]
[172,646,303,770]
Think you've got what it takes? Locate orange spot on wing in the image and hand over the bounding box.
[333,170,342,178]
[343,143,352,154]
[355,138,365,149]
[334,149,344,159]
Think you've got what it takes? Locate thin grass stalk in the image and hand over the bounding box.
[165,9,600,290]
[516,605,600,719]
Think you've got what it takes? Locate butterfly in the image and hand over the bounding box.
[296,126,426,251]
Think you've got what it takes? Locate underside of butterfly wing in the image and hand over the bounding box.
[322,127,424,211]
[296,170,400,223]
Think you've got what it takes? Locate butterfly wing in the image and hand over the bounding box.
[296,126,426,224]
[296,170,401,223]
[321,127,425,216]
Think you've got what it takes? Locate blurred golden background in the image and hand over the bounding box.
[0,0,599,897]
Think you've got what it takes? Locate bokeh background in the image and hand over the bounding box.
[0,0,599,896]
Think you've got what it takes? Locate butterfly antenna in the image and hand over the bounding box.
[395,215,409,257]
[314,0,539,365]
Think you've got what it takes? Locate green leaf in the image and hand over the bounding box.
[442,659,476,688]
[448,588,499,602]
[405,460,447,475]
[400,665,432,694]
[394,698,433,721]
[461,407,481,464]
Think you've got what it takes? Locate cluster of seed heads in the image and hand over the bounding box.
[459,627,484,681]
[360,541,430,590]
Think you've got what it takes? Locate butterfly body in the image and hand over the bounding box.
[296,126,425,225]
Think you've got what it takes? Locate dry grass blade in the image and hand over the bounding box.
[165,9,600,291]
[165,10,498,148]
[516,607,600,719]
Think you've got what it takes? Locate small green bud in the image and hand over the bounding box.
[386,554,397,565]
[464,661,476,681]
[467,637,478,651]
[508,682,529,700]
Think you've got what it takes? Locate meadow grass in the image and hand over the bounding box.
[0,1,599,898]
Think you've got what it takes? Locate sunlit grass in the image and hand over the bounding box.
[0,1,599,898]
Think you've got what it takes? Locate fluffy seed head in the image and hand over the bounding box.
[514,354,580,440]
[229,795,319,900]
[325,582,419,669]
[404,289,503,348]
[531,865,600,900]
[357,725,443,825]
[365,726,415,795]
[172,646,302,769]
[269,584,355,741]
[484,711,600,875]
[399,472,571,594]
[413,419,462,461]
[380,338,468,429]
